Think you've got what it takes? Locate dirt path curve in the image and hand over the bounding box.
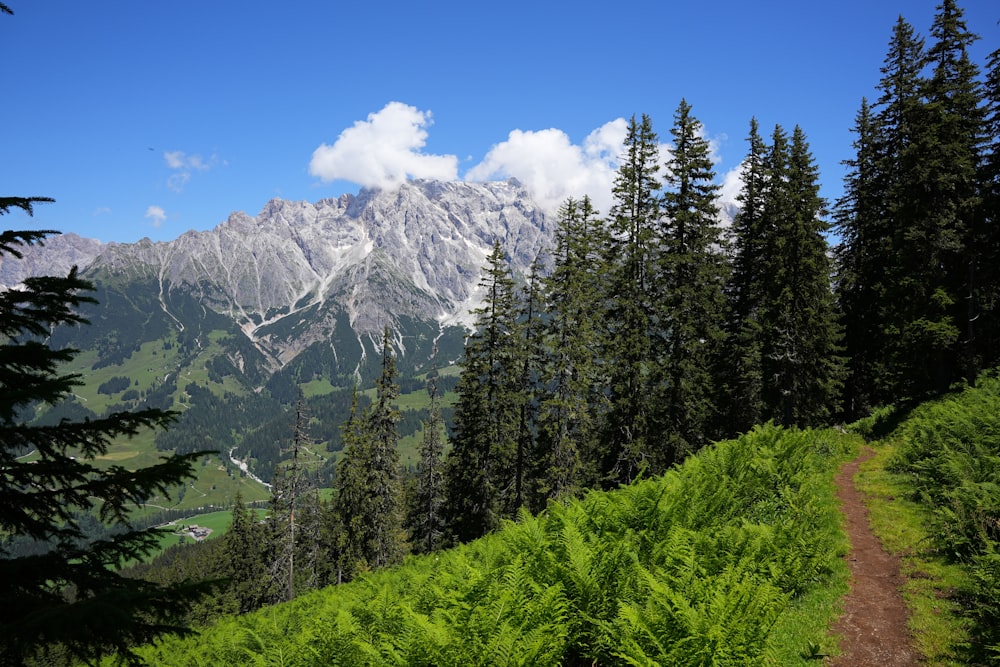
[827,447,919,666]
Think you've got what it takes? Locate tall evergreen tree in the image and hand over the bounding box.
[405,346,447,554]
[330,388,369,582]
[923,0,985,387]
[0,213,209,665]
[655,99,729,461]
[720,119,770,436]
[330,333,407,575]
[979,47,1000,365]
[534,197,606,504]
[266,393,312,603]
[760,126,843,426]
[834,99,892,419]
[877,13,965,400]
[224,492,268,614]
[444,241,523,541]
[601,114,662,485]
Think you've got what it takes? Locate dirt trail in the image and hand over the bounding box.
[827,447,919,666]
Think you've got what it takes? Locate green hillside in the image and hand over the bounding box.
[127,424,857,666]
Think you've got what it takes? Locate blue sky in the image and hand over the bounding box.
[2,1,998,243]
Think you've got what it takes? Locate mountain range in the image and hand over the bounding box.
[9,179,552,371]
[9,178,734,485]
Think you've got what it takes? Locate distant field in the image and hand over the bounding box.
[149,508,268,558]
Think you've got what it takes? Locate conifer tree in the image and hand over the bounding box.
[601,114,662,485]
[330,333,407,576]
[535,197,607,502]
[980,47,1000,363]
[0,211,209,664]
[720,119,770,436]
[655,99,729,461]
[265,392,312,603]
[405,346,447,554]
[922,0,985,387]
[834,99,892,419]
[330,388,369,582]
[516,256,544,510]
[761,126,843,426]
[224,491,268,613]
[444,241,523,541]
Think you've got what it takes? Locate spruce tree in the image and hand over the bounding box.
[330,388,369,582]
[655,99,729,461]
[923,0,985,387]
[330,333,406,576]
[0,215,209,664]
[534,197,606,503]
[834,99,892,419]
[265,393,312,603]
[224,492,268,614]
[601,114,662,485]
[720,119,770,436]
[366,328,406,567]
[405,346,447,554]
[761,126,843,426]
[444,241,523,541]
[980,47,1000,365]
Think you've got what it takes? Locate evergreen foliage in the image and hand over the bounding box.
[0,213,210,664]
[444,241,525,541]
[331,331,407,578]
[601,114,664,485]
[225,492,270,614]
[836,2,994,409]
[720,118,770,435]
[534,196,607,502]
[404,347,447,554]
[655,99,729,461]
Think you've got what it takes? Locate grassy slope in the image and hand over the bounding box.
[129,425,858,666]
[849,376,1000,664]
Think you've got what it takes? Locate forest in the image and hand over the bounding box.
[2,0,999,664]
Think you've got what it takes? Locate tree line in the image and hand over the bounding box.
[131,0,1000,621]
[3,1,998,663]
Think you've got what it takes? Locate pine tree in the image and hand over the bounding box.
[515,256,544,511]
[834,99,892,419]
[923,0,985,387]
[535,197,607,502]
[979,47,1000,366]
[405,345,447,554]
[601,114,662,485]
[444,241,523,541]
[655,99,729,461]
[720,119,770,436]
[265,392,313,603]
[330,333,407,578]
[760,126,843,426]
[330,388,369,582]
[364,327,406,568]
[224,491,268,613]
[0,214,210,664]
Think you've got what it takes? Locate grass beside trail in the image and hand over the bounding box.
[854,441,975,665]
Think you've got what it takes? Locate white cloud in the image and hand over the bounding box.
[145,205,167,228]
[164,150,210,171]
[309,102,459,190]
[465,119,627,215]
[164,150,217,192]
[720,163,744,207]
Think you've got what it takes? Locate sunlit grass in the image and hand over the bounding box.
[855,442,973,665]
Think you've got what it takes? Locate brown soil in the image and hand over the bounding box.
[827,447,920,666]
